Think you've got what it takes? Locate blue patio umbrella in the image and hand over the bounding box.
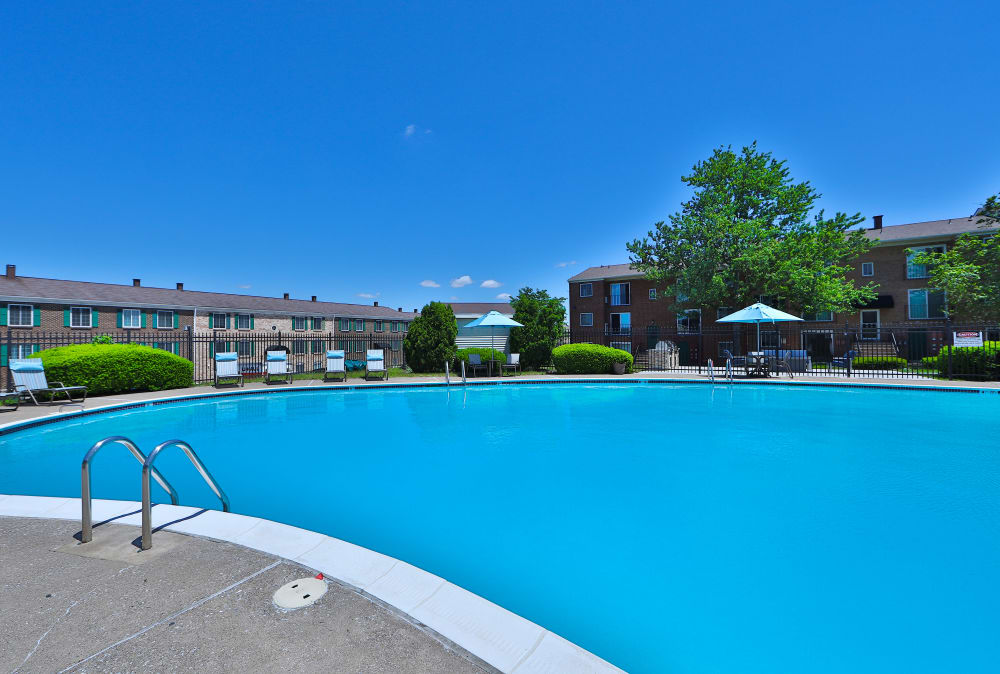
[716,303,803,352]
[463,310,524,367]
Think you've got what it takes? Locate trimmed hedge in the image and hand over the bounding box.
[552,343,634,374]
[851,356,908,370]
[454,348,507,371]
[30,344,193,395]
[922,341,1000,379]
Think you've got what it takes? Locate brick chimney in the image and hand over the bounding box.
[373,301,379,307]
[176,282,184,290]
[311,295,317,302]
[873,214,883,230]
[133,278,141,287]
[283,292,290,300]
[5,264,15,279]
[397,307,402,312]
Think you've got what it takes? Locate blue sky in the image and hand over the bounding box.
[1,2,997,311]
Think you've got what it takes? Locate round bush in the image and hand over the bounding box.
[404,302,458,373]
[552,343,634,374]
[851,356,908,370]
[30,344,193,395]
[454,348,506,371]
[924,341,1000,379]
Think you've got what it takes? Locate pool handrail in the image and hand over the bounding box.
[81,435,178,544]
[141,439,229,551]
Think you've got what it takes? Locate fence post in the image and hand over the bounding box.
[186,326,194,368]
[698,330,704,375]
[4,328,10,391]
[945,316,953,380]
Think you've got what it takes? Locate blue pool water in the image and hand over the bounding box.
[2,383,999,673]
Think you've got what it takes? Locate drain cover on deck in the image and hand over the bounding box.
[273,577,327,609]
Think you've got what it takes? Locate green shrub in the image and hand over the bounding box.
[552,343,634,374]
[91,334,114,345]
[508,287,566,369]
[924,341,1000,379]
[403,302,458,372]
[851,356,908,369]
[30,344,193,395]
[454,348,506,371]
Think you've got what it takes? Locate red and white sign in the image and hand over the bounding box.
[953,331,984,348]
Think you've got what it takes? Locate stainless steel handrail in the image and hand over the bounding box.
[725,357,734,383]
[141,439,229,550]
[707,358,715,383]
[81,436,178,544]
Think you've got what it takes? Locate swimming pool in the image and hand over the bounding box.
[2,382,999,673]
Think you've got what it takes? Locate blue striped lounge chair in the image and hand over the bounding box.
[214,351,244,387]
[10,358,87,405]
[325,350,346,382]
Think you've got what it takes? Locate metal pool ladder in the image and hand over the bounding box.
[80,436,229,551]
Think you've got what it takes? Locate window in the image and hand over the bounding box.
[907,245,945,279]
[237,340,252,356]
[803,310,833,322]
[374,320,383,332]
[340,318,351,331]
[354,319,365,332]
[861,262,874,277]
[579,283,593,298]
[610,341,632,354]
[236,314,252,330]
[213,340,228,355]
[10,344,37,359]
[157,342,178,354]
[718,341,735,358]
[312,339,324,353]
[313,317,323,331]
[211,312,227,329]
[293,316,307,331]
[293,340,306,354]
[758,294,777,307]
[716,307,731,321]
[122,309,141,328]
[676,309,701,334]
[609,282,630,306]
[155,310,174,329]
[648,288,656,300]
[70,307,92,328]
[8,304,34,327]
[609,312,631,335]
[580,312,593,327]
[908,289,947,319]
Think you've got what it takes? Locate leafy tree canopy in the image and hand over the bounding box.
[911,192,1000,321]
[509,287,566,369]
[403,301,458,372]
[626,142,876,315]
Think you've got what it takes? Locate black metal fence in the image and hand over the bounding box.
[561,320,1000,380]
[2,329,408,387]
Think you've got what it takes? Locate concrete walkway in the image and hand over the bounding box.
[0,516,489,673]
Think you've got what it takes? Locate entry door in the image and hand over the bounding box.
[860,310,880,340]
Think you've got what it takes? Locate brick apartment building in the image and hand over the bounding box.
[0,265,416,368]
[568,215,997,364]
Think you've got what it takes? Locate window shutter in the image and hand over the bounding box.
[226,314,231,329]
[33,307,41,326]
[226,341,232,352]
[151,312,157,328]
[251,342,255,356]
[250,314,255,329]
[0,306,6,326]
[141,311,147,328]
[173,343,179,355]
[0,344,6,366]
[91,309,98,328]
[32,344,40,353]
[174,313,179,329]
[116,310,123,328]
[209,342,215,357]
[63,309,70,327]
[208,313,214,328]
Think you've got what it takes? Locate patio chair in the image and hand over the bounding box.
[324,350,346,382]
[9,359,87,405]
[214,352,244,387]
[832,349,858,369]
[722,349,749,375]
[466,353,488,377]
[265,350,293,384]
[501,353,521,376]
[365,349,388,381]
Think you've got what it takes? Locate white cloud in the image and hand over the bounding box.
[496,293,512,300]
[357,292,381,299]
[238,284,252,289]
[404,124,416,136]
[450,275,473,288]
[449,295,459,301]
[555,260,578,268]
[480,279,502,288]
[420,279,441,288]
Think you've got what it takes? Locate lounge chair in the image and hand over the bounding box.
[365,349,388,380]
[466,353,487,377]
[214,352,244,387]
[832,349,857,369]
[10,358,87,405]
[501,353,521,376]
[265,351,293,384]
[324,350,346,382]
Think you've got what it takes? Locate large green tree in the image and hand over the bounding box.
[508,287,566,369]
[403,301,457,372]
[626,143,876,316]
[911,193,1000,320]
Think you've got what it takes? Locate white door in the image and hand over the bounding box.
[860,310,880,340]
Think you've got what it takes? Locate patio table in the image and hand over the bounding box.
[746,352,773,377]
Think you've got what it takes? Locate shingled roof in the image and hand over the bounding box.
[0,272,418,319]
[567,263,641,282]
[447,302,513,317]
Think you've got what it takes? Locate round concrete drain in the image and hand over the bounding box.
[273,577,328,610]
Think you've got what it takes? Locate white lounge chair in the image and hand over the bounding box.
[265,350,292,384]
[365,349,388,381]
[324,350,346,382]
[501,353,521,376]
[10,358,87,405]
[214,352,243,387]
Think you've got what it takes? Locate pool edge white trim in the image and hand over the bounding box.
[0,494,622,674]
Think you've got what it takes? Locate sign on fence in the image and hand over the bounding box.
[953,331,984,348]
